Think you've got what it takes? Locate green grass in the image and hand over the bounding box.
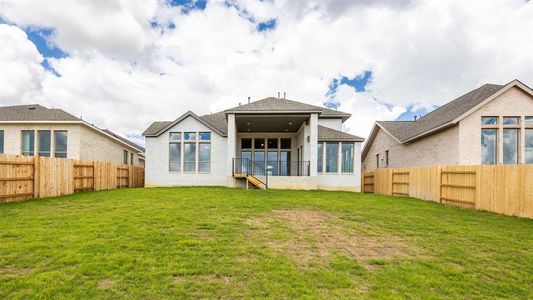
[0,187,532,299]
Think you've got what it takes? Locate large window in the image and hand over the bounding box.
[0,130,3,153]
[341,143,354,173]
[481,129,497,164]
[54,131,67,158]
[169,137,181,172]
[526,129,533,164]
[184,143,196,172]
[21,130,35,156]
[199,132,211,172]
[503,129,519,164]
[317,143,323,173]
[38,130,51,157]
[325,142,338,173]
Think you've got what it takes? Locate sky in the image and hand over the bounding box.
[0,0,532,146]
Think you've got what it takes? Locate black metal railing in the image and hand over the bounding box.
[232,158,268,188]
[233,158,311,177]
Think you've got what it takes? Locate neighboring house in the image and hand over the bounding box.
[143,97,365,191]
[362,79,533,171]
[0,104,145,167]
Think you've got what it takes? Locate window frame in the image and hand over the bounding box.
[341,142,354,173]
[481,128,498,165]
[385,150,389,167]
[38,130,51,157]
[53,130,68,158]
[0,130,4,154]
[21,130,35,156]
[502,128,519,164]
[325,142,339,173]
[481,116,499,126]
[525,129,533,164]
[123,150,128,164]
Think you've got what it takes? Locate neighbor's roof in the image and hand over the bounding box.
[225,97,351,120]
[377,83,505,142]
[318,125,364,142]
[0,104,80,121]
[0,104,144,152]
[361,79,533,160]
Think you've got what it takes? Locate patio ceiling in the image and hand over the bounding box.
[235,114,308,132]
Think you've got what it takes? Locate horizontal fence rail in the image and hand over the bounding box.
[0,154,144,203]
[362,165,533,219]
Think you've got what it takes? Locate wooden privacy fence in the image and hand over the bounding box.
[363,165,533,219]
[0,154,144,203]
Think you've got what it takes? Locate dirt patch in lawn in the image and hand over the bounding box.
[97,279,115,289]
[246,209,414,266]
[0,265,33,276]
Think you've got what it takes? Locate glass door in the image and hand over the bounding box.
[267,151,278,176]
[280,151,290,176]
[241,151,251,173]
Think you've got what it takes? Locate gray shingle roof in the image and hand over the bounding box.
[0,104,144,152]
[377,83,505,142]
[318,125,365,142]
[142,121,172,136]
[225,97,351,119]
[0,104,80,121]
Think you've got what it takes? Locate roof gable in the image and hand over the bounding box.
[143,111,227,137]
[318,125,364,142]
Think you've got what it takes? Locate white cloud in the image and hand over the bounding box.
[0,0,532,145]
[0,24,45,104]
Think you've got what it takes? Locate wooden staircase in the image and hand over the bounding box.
[233,173,267,190]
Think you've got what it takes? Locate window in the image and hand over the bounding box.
[267,138,278,149]
[481,116,498,125]
[241,138,252,149]
[254,138,265,150]
[130,153,134,165]
[184,143,196,172]
[184,132,196,141]
[169,143,181,172]
[503,117,519,125]
[0,130,3,154]
[385,150,389,166]
[267,151,278,175]
[481,129,497,164]
[503,129,519,164]
[280,138,291,149]
[123,150,128,164]
[341,143,354,173]
[199,143,211,172]
[54,131,67,158]
[526,117,533,125]
[317,143,323,173]
[169,132,181,141]
[38,130,51,157]
[199,132,211,141]
[325,142,338,173]
[526,129,533,164]
[21,130,35,156]
[376,154,379,169]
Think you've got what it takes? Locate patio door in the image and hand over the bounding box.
[280,151,290,176]
[241,151,251,173]
[267,151,278,176]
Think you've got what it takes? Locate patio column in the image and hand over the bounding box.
[227,113,237,179]
[309,113,318,176]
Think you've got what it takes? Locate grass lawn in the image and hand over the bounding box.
[0,187,532,299]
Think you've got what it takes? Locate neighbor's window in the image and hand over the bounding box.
[317,143,323,173]
[123,150,128,164]
[199,133,211,172]
[0,130,4,154]
[54,131,67,158]
[503,129,519,164]
[385,150,389,166]
[21,130,35,156]
[130,153,134,165]
[526,129,533,164]
[38,130,51,157]
[481,116,498,125]
[526,116,533,125]
[503,117,520,125]
[325,142,338,173]
[481,129,497,164]
[376,153,380,169]
[341,143,354,173]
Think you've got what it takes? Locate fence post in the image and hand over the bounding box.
[33,156,40,198]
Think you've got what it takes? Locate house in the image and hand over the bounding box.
[0,104,145,167]
[143,97,365,191]
[362,79,533,171]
